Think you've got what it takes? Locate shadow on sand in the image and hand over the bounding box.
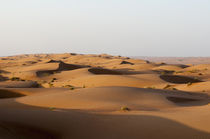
[0,100,210,139]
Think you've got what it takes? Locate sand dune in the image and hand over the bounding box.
[175,81,210,94]
[16,87,209,111]
[152,65,183,71]
[2,108,210,139]
[0,53,210,139]
[36,61,89,77]
[64,74,165,88]
[0,96,210,139]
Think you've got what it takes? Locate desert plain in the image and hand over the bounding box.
[0,53,210,139]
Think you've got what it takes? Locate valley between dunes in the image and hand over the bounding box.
[0,53,210,139]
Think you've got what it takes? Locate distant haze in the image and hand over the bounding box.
[0,0,210,57]
[133,57,210,65]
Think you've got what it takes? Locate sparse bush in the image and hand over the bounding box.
[188,69,199,73]
[53,77,57,80]
[161,71,166,75]
[83,85,86,88]
[120,106,130,111]
[49,107,56,111]
[48,82,54,88]
[172,88,177,90]
[64,85,74,88]
[64,85,75,90]
[51,78,57,82]
[10,77,23,81]
[163,84,177,90]
[37,80,47,86]
[163,84,171,89]
[187,82,192,86]
[175,71,183,74]
[36,82,42,88]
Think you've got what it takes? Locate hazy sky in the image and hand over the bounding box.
[0,0,210,57]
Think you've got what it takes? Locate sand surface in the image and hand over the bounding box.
[0,53,210,139]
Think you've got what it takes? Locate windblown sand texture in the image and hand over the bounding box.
[0,53,210,139]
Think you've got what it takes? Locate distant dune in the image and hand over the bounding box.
[133,56,210,65]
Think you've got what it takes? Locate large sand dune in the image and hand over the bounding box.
[0,53,210,139]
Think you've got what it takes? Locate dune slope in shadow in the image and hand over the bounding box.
[0,89,25,99]
[0,105,210,139]
[160,75,202,84]
[36,61,90,77]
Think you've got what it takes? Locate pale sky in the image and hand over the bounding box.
[0,0,210,57]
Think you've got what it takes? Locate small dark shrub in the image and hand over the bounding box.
[10,77,21,81]
[121,106,130,111]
